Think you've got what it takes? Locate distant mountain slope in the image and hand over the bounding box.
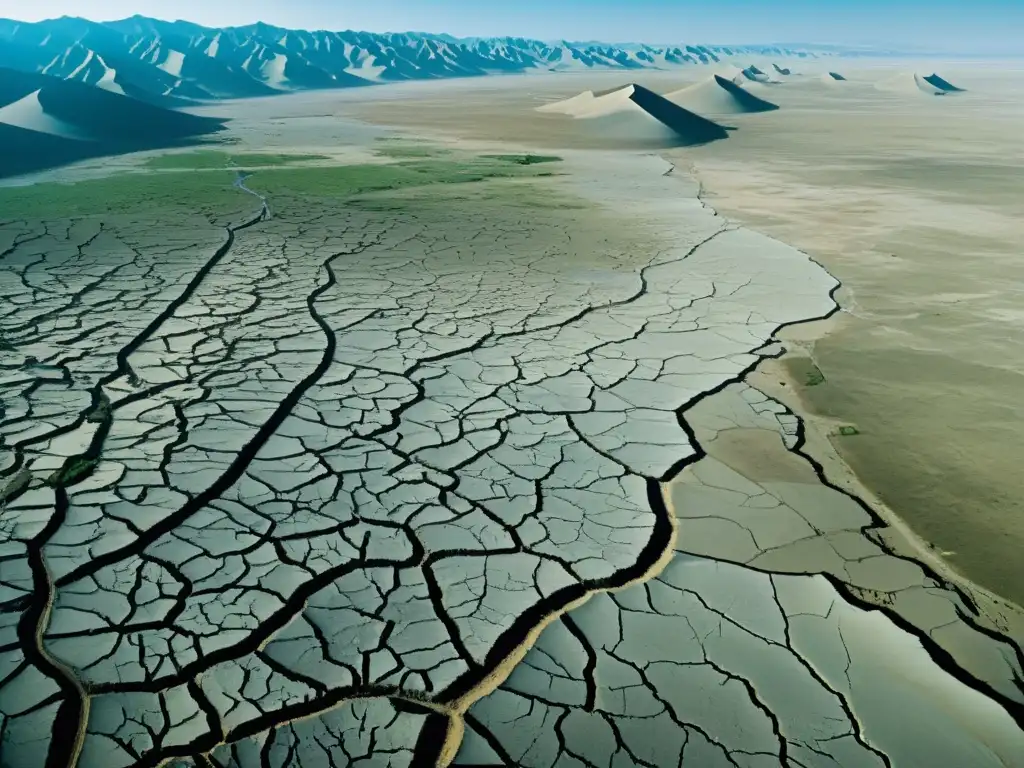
[0,15,840,103]
[0,66,225,178]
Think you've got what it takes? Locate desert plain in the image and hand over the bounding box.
[348,60,1024,602]
[1,58,1023,767]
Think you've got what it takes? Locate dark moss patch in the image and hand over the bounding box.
[350,177,587,213]
[250,155,561,201]
[2,154,566,221]
[145,151,330,170]
[0,170,241,219]
[0,468,31,504]
[479,154,563,165]
[786,357,826,387]
[86,393,112,424]
[48,456,99,487]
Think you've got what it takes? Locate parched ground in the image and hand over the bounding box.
[348,64,1024,608]
[0,147,1022,768]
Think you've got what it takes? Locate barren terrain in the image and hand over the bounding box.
[350,61,1024,607]
[1,63,1023,767]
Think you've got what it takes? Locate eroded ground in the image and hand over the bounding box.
[347,63,1024,605]
[0,147,1022,768]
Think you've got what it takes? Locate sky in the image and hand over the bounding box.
[1,0,1021,53]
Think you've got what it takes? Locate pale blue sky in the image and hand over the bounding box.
[1,0,1020,52]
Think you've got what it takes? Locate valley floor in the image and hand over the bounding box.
[1,64,1023,766]
[345,61,1024,609]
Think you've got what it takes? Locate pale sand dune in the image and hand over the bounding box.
[569,84,641,117]
[923,72,967,92]
[534,89,597,115]
[740,64,780,83]
[0,89,96,141]
[914,73,948,94]
[712,63,747,83]
[666,74,780,115]
[876,71,966,96]
[535,83,730,145]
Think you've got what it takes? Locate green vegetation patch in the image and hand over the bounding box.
[374,143,452,160]
[86,392,112,424]
[786,357,826,387]
[250,155,564,201]
[352,177,587,213]
[0,153,568,221]
[48,455,99,487]
[144,150,330,170]
[0,468,31,505]
[373,137,451,159]
[0,170,242,219]
[479,154,563,165]
[838,425,860,436]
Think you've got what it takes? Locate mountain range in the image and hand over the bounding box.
[0,15,833,105]
[0,15,856,180]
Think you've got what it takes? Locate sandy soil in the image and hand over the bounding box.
[678,63,1024,606]
[339,61,1024,607]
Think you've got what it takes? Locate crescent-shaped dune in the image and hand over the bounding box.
[876,71,964,96]
[665,74,780,115]
[536,83,730,145]
[740,65,778,83]
[913,74,947,95]
[534,89,603,115]
[922,73,965,92]
[712,64,747,84]
[0,66,227,178]
[0,89,97,141]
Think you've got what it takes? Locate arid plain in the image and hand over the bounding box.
[2,58,1024,767]
[344,61,1024,606]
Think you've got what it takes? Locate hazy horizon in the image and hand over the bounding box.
[1,0,1022,54]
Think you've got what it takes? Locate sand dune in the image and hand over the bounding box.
[773,63,793,76]
[0,89,96,141]
[666,74,780,115]
[712,64,747,84]
[913,74,947,95]
[740,65,779,83]
[0,66,226,177]
[876,71,964,96]
[923,73,966,92]
[825,72,847,82]
[537,83,729,145]
[535,89,597,115]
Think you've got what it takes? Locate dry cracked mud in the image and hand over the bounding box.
[0,153,1021,768]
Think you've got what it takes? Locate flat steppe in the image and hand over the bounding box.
[344,60,1024,608]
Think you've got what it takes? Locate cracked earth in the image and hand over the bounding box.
[1,153,1022,768]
